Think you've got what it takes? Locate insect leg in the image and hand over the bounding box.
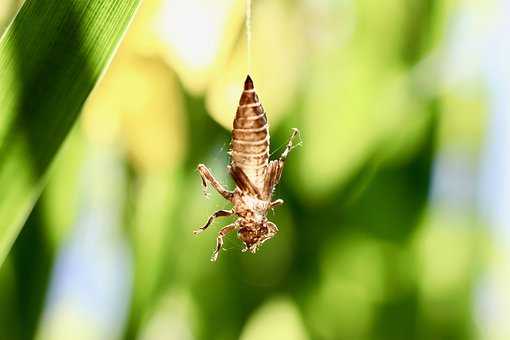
[273,128,301,183]
[267,221,279,235]
[262,129,301,199]
[279,128,300,162]
[211,223,236,262]
[193,209,234,235]
[260,222,278,244]
[197,164,233,201]
[270,199,284,208]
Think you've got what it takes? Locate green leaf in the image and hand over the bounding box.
[0,0,140,266]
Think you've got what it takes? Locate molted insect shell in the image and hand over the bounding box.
[230,76,269,190]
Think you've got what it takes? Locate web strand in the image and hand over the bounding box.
[245,0,252,73]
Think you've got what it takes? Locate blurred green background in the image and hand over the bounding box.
[1,0,508,339]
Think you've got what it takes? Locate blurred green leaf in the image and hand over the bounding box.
[0,0,140,266]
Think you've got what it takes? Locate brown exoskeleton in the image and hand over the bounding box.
[194,75,300,261]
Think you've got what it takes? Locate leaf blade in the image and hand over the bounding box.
[0,0,141,265]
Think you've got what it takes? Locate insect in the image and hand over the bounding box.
[194,75,300,261]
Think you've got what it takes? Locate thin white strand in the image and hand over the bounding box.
[246,0,252,73]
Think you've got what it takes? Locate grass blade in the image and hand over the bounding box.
[0,0,140,265]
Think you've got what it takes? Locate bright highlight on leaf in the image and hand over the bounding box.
[0,0,140,266]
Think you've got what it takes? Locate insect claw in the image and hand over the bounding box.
[193,228,204,235]
[290,128,302,147]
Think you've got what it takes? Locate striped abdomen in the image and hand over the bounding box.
[230,75,269,189]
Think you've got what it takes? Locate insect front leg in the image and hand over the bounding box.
[193,209,234,235]
[259,222,279,246]
[197,164,233,201]
[267,221,279,235]
[211,223,237,262]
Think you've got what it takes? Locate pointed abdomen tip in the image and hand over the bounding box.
[244,75,254,90]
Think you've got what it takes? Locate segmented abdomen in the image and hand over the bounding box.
[230,76,269,189]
